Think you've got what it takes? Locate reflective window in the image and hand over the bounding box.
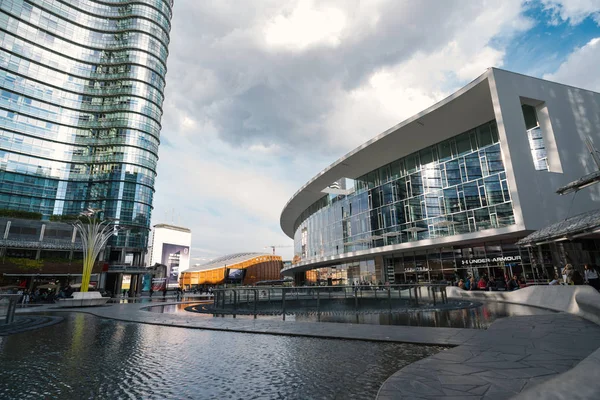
[294,120,516,261]
[0,0,171,251]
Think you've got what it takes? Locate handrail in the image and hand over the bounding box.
[212,283,449,291]
[0,294,21,324]
[210,284,449,321]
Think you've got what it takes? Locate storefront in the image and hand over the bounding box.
[517,208,600,279]
[296,239,537,285]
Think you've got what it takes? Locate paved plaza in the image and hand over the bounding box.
[377,313,600,399]
[14,300,600,399]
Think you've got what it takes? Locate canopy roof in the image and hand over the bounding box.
[556,170,600,195]
[517,209,600,246]
[186,252,273,272]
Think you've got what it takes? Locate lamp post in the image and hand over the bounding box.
[73,208,120,293]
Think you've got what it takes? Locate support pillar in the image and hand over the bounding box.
[115,273,123,297]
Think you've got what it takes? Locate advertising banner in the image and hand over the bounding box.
[141,274,152,292]
[161,243,190,288]
[151,277,166,291]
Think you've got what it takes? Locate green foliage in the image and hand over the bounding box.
[0,209,43,220]
[49,214,89,223]
[40,257,81,265]
[5,257,44,271]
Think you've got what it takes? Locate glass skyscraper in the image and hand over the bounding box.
[0,0,173,255]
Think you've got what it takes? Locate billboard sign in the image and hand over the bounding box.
[161,243,189,288]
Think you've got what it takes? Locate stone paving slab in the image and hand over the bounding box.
[376,313,600,399]
[16,301,485,346]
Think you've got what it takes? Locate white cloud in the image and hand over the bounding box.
[152,0,592,262]
[543,37,600,91]
[264,0,347,50]
[541,0,600,25]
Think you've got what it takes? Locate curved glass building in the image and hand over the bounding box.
[0,0,173,256]
[281,68,600,286]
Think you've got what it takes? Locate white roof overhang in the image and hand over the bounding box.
[280,69,496,238]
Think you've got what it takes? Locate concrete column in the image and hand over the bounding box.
[115,273,123,297]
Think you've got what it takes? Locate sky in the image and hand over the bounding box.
[152,0,600,267]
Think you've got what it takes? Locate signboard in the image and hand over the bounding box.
[461,255,521,266]
[161,243,190,288]
[141,274,152,291]
[152,277,166,291]
[121,274,131,290]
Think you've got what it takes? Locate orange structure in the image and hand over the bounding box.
[179,253,283,288]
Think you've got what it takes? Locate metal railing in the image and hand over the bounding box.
[0,294,20,324]
[212,284,448,320]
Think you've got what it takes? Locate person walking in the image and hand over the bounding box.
[508,275,520,291]
[562,264,574,285]
[584,264,600,290]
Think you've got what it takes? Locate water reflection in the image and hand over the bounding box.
[0,313,443,399]
[305,302,553,329]
[146,301,554,329]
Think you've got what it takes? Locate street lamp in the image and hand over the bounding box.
[73,208,120,293]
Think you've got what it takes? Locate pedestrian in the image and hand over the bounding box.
[477,277,487,290]
[149,288,154,298]
[549,274,560,285]
[563,264,574,285]
[486,277,497,291]
[584,264,600,290]
[458,279,466,290]
[508,275,520,291]
[572,270,584,285]
[162,287,167,298]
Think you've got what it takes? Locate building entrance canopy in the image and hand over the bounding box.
[517,209,600,246]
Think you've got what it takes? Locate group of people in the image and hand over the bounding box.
[458,274,523,291]
[456,264,600,292]
[549,263,600,290]
[17,285,75,304]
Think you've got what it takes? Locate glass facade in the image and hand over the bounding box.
[0,0,173,251]
[304,240,527,285]
[294,120,516,261]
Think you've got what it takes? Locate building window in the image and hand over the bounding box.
[522,104,548,171]
[294,119,516,259]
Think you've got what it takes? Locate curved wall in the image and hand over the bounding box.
[292,120,516,264]
[0,0,173,249]
[180,255,283,286]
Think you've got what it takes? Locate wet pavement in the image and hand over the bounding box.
[377,313,600,399]
[0,313,443,399]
